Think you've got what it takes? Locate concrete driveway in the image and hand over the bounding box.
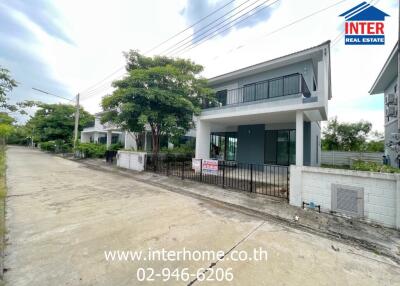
[5,146,400,285]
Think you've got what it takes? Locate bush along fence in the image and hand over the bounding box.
[145,155,289,200]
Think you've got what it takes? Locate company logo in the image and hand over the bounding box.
[339,1,389,45]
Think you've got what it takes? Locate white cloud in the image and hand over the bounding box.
[2,0,398,132]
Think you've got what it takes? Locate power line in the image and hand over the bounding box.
[79,0,240,97]
[32,88,75,103]
[143,0,236,55]
[212,0,350,61]
[173,0,278,57]
[80,0,265,101]
[79,0,349,100]
[161,0,257,56]
[79,66,125,95]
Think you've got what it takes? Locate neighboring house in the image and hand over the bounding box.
[195,41,332,166]
[369,41,399,167]
[80,112,136,149]
[81,112,193,151]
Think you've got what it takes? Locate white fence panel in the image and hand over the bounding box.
[290,165,400,229]
[321,151,384,166]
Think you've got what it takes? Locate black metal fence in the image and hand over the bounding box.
[145,155,289,200]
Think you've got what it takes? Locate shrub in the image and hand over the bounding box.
[351,160,400,173]
[40,140,72,153]
[75,143,107,158]
[109,142,123,151]
[40,141,57,152]
[160,140,195,157]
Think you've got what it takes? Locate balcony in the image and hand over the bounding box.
[204,73,311,109]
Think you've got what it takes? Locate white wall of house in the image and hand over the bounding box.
[384,77,399,167]
[290,165,400,229]
[310,121,321,166]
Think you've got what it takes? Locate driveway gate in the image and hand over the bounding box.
[145,155,289,200]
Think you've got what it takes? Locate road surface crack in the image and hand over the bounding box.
[187,221,266,285]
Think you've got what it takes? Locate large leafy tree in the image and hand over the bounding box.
[101,50,215,154]
[24,101,94,144]
[0,66,18,112]
[322,117,372,151]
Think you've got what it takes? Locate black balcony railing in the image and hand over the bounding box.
[205,73,311,109]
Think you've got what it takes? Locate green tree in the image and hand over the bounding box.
[23,101,94,144]
[322,117,372,151]
[0,113,15,145]
[0,66,18,112]
[101,50,215,155]
[7,125,30,145]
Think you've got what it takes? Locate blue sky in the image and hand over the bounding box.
[0,0,398,132]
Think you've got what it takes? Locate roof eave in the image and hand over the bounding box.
[208,41,331,85]
[369,41,399,95]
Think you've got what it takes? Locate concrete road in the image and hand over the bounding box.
[5,146,400,285]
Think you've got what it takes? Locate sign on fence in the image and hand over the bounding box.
[202,159,218,174]
[192,158,201,172]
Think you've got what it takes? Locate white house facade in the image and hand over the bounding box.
[195,41,332,166]
[80,112,136,149]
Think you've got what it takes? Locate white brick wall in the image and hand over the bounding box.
[290,166,400,229]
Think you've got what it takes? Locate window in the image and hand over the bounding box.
[216,90,227,106]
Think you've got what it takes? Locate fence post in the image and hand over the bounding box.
[167,160,170,176]
[181,161,185,180]
[250,164,253,192]
[200,159,203,182]
[222,162,225,188]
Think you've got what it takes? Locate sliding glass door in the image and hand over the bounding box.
[265,130,296,165]
[277,131,289,165]
[210,132,237,161]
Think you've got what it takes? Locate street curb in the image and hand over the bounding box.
[74,158,400,265]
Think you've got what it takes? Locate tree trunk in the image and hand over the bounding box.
[151,127,160,157]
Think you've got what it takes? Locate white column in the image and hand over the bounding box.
[106,130,112,149]
[93,132,99,143]
[195,119,211,159]
[296,111,304,166]
[124,131,137,150]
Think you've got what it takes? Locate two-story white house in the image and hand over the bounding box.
[370,41,399,167]
[195,41,332,166]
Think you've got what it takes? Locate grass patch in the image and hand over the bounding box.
[0,146,6,283]
[321,164,350,170]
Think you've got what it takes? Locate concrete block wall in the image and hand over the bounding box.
[290,165,400,229]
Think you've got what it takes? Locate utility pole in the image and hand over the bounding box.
[73,93,80,149]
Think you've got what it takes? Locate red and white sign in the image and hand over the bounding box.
[202,159,218,174]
